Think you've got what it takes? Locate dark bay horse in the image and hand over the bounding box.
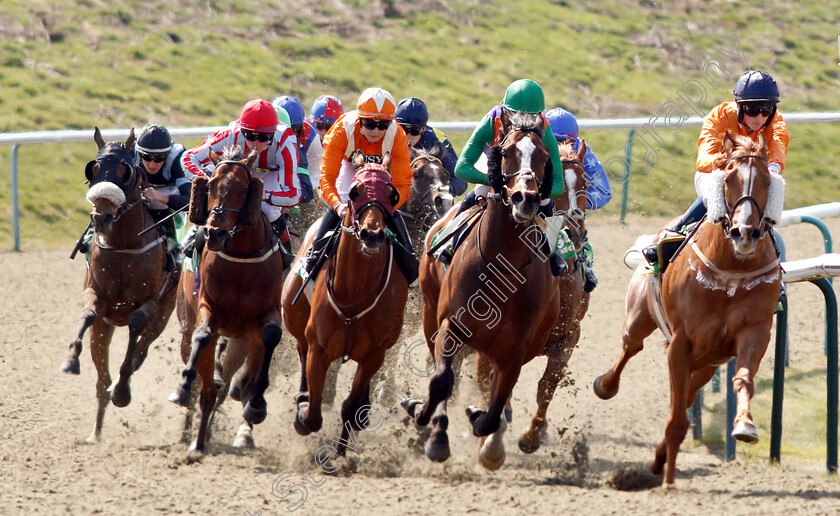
[60,128,177,442]
[281,152,408,458]
[403,144,455,250]
[593,131,784,485]
[168,145,285,457]
[515,140,593,454]
[404,128,560,469]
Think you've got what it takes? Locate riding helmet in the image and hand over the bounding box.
[502,79,545,114]
[274,105,291,127]
[271,95,305,126]
[310,95,344,124]
[136,124,172,155]
[238,99,279,132]
[733,70,780,103]
[545,107,579,140]
[395,97,429,126]
[356,87,397,120]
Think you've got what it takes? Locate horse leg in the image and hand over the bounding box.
[110,299,159,407]
[189,334,220,457]
[593,272,656,399]
[214,337,228,393]
[322,360,341,408]
[466,360,521,437]
[232,419,255,449]
[657,334,692,486]
[170,308,215,407]
[181,387,200,445]
[731,331,771,444]
[223,338,249,402]
[297,343,330,435]
[61,287,102,375]
[243,320,283,425]
[335,351,386,457]
[87,320,114,442]
[520,336,576,453]
[402,349,455,428]
[649,364,718,477]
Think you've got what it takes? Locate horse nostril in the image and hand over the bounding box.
[360,229,370,240]
[511,191,524,204]
[751,229,761,240]
[434,196,443,209]
[730,228,741,240]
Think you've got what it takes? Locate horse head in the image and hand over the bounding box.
[347,151,400,255]
[553,140,590,251]
[407,144,453,228]
[707,130,783,258]
[85,127,140,234]
[190,145,262,252]
[487,128,552,224]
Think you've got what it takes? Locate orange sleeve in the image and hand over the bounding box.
[389,130,412,210]
[765,112,789,172]
[696,103,734,173]
[319,119,349,211]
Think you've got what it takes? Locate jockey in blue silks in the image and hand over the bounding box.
[545,107,612,292]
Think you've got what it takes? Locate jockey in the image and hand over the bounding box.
[395,97,467,196]
[181,98,300,244]
[301,87,417,282]
[272,95,321,202]
[309,94,344,141]
[545,107,612,292]
[136,124,191,271]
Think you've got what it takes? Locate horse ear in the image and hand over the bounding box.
[244,148,259,168]
[577,138,588,162]
[539,157,554,201]
[756,131,768,158]
[209,150,221,166]
[124,128,135,153]
[385,183,400,207]
[84,161,97,182]
[499,110,513,137]
[722,129,737,155]
[431,142,443,158]
[351,150,366,168]
[239,175,264,226]
[93,127,105,150]
[189,175,210,225]
[486,145,504,193]
[381,151,392,172]
[349,181,366,203]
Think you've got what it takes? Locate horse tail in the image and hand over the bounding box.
[189,175,209,225]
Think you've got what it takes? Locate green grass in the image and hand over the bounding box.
[2,0,840,250]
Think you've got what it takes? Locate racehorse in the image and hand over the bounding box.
[168,145,285,457]
[402,144,455,251]
[281,152,408,458]
[515,140,592,455]
[403,127,560,469]
[593,130,784,485]
[60,127,177,442]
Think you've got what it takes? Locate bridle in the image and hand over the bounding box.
[719,153,771,239]
[488,129,547,206]
[409,154,452,228]
[207,160,254,239]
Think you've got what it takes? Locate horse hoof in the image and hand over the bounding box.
[168,387,191,408]
[401,399,424,421]
[503,408,513,424]
[243,398,267,425]
[59,358,80,375]
[731,422,759,444]
[518,435,541,454]
[593,375,618,400]
[478,448,506,471]
[185,441,206,464]
[232,432,255,449]
[293,404,312,436]
[425,432,451,462]
[110,384,131,408]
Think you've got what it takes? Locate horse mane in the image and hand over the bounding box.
[221,144,245,162]
[713,132,765,169]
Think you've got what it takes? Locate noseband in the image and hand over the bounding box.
[92,155,144,223]
[720,153,770,238]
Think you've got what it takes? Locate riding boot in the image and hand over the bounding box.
[550,254,568,277]
[452,190,478,219]
[538,198,555,219]
[302,210,340,276]
[270,215,291,246]
[644,197,708,263]
[770,229,787,304]
[162,217,181,272]
[388,212,420,284]
[580,249,598,292]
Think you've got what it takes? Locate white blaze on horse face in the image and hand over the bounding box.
[514,137,537,188]
[564,168,577,210]
[735,161,755,226]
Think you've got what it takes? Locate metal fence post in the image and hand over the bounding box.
[11,144,20,252]
[619,129,634,224]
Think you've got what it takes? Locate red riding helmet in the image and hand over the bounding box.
[238,99,279,132]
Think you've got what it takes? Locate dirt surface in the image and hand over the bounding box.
[3,215,840,515]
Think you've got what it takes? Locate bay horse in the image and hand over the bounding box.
[281,152,408,458]
[515,140,592,455]
[593,131,784,485]
[168,145,285,457]
[60,127,177,442]
[403,127,560,469]
[403,144,455,250]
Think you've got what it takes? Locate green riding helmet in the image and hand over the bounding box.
[274,105,291,127]
[502,79,545,114]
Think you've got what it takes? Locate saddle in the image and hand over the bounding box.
[427,205,482,265]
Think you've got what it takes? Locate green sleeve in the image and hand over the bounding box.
[543,128,565,197]
[454,115,496,185]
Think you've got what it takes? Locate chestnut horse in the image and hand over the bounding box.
[60,128,177,442]
[593,131,784,485]
[282,152,408,458]
[169,145,285,456]
[515,140,593,454]
[404,128,560,469]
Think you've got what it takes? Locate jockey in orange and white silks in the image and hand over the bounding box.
[181,99,301,225]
